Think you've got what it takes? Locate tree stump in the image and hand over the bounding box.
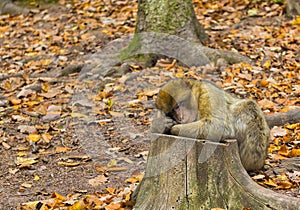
[132,134,300,210]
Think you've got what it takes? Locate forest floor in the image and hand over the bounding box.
[0,0,299,209]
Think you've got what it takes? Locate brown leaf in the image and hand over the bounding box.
[271,126,287,137]
[2,142,11,149]
[278,144,289,156]
[55,147,71,153]
[39,88,61,98]
[258,99,275,110]
[57,161,81,167]
[17,125,37,134]
[88,175,108,186]
[104,202,123,210]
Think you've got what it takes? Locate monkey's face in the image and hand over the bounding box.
[170,99,198,124]
[156,80,198,124]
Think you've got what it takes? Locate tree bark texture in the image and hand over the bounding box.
[0,0,29,15]
[133,134,300,210]
[136,0,208,43]
[286,0,300,16]
[119,0,251,68]
[265,109,300,128]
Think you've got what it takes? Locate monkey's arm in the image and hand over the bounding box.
[170,118,229,141]
[151,110,176,134]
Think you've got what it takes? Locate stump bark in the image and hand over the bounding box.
[132,134,300,210]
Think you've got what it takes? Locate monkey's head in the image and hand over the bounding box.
[156,79,198,124]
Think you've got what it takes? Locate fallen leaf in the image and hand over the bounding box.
[39,88,61,98]
[56,147,71,153]
[289,149,300,157]
[71,112,88,118]
[271,126,287,137]
[88,175,108,186]
[278,144,289,156]
[2,142,11,149]
[57,161,81,167]
[21,182,32,188]
[252,174,265,180]
[51,192,67,202]
[67,200,87,210]
[258,99,276,110]
[264,178,277,187]
[17,125,37,134]
[34,175,40,181]
[109,111,124,117]
[104,202,123,210]
[26,134,41,142]
[106,188,116,194]
[275,181,293,189]
[15,157,39,166]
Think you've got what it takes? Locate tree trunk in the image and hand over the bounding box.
[119,0,250,67]
[120,0,209,67]
[79,0,252,78]
[132,134,300,210]
[135,0,208,44]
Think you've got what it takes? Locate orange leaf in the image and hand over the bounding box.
[10,98,22,105]
[42,83,50,92]
[275,181,293,189]
[260,80,269,87]
[51,192,66,202]
[55,147,71,153]
[291,16,300,25]
[105,187,116,194]
[262,59,271,70]
[40,59,52,66]
[278,144,289,156]
[68,200,87,210]
[289,149,300,157]
[26,134,41,142]
[264,178,277,187]
[105,202,123,210]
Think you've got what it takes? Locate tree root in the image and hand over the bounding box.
[78,33,251,80]
[0,0,29,15]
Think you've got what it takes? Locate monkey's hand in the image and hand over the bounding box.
[151,110,176,134]
[170,122,202,139]
[170,119,227,141]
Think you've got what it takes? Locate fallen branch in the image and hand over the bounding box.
[266,109,300,128]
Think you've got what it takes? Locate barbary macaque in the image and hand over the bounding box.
[151,79,270,171]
